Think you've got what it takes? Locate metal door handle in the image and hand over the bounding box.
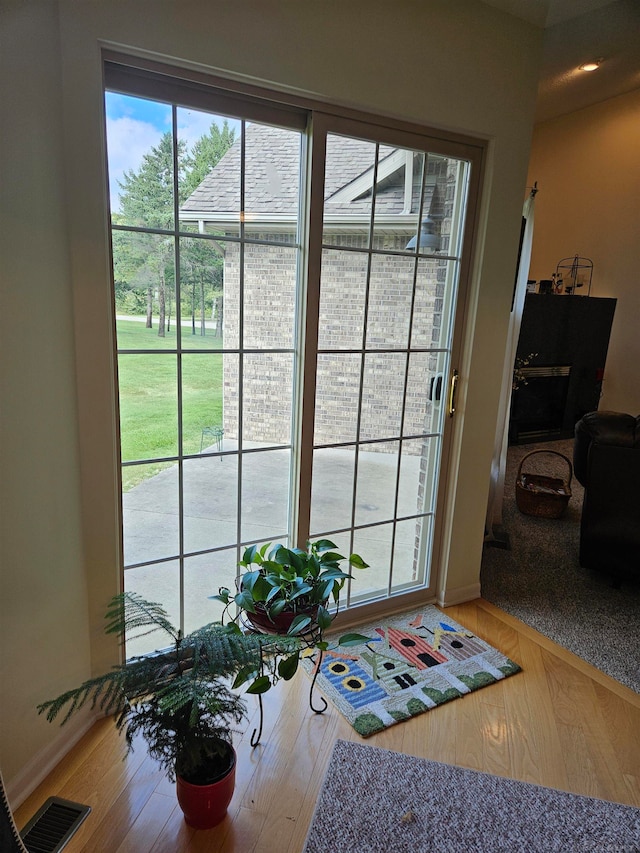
[448,369,459,417]
[429,374,443,403]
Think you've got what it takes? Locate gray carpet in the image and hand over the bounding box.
[303,740,640,853]
[481,439,640,693]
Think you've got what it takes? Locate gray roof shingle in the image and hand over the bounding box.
[181,123,438,222]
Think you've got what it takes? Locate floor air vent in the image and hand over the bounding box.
[20,797,91,853]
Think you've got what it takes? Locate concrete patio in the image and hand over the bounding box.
[123,439,430,654]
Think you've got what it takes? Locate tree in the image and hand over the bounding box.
[117,132,189,336]
[112,230,173,333]
[183,120,236,198]
[119,132,190,230]
[179,121,235,337]
[114,120,235,337]
[180,239,223,336]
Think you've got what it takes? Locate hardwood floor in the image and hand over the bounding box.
[14,599,640,852]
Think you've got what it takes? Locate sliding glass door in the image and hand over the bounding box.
[104,61,479,655]
[304,119,470,608]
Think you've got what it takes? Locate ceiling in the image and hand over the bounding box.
[481,0,640,122]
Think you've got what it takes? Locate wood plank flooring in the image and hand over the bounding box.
[14,599,640,852]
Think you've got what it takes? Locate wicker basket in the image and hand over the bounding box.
[515,450,573,519]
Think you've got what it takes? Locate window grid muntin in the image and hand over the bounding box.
[107,65,481,650]
[311,134,464,603]
[113,104,304,641]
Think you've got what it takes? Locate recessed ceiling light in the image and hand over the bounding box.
[579,59,603,72]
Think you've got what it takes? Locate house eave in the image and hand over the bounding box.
[179,211,419,234]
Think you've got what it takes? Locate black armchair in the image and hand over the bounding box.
[573,411,640,582]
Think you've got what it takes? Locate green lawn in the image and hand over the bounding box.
[117,319,224,490]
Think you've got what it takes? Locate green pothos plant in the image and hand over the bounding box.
[212,539,369,636]
[211,539,369,694]
[512,352,538,391]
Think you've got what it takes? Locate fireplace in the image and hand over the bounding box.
[510,365,571,443]
[508,294,617,446]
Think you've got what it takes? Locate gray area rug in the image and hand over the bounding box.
[481,439,640,693]
[303,740,640,853]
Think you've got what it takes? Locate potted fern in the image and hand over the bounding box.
[38,593,297,829]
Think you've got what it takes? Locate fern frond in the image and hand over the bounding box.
[151,676,246,730]
[37,668,129,724]
[188,623,300,677]
[39,593,305,782]
[189,625,259,676]
[104,592,179,644]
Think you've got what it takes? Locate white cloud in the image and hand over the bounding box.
[177,108,217,150]
[106,116,163,212]
[177,108,241,151]
[106,109,240,212]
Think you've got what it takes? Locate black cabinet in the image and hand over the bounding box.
[509,294,616,444]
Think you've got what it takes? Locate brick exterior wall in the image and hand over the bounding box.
[221,235,446,451]
[220,153,459,462]
[195,152,458,575]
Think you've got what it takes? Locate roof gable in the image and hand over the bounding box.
[180,123,441,226]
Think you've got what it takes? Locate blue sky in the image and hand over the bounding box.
[105,92,238,212]
[106,93,173,132]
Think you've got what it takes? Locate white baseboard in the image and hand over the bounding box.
[436,582,481,608]
[6,709,98,809]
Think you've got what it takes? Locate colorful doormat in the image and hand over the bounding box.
[303,741,640,853]
[301,606,521,736]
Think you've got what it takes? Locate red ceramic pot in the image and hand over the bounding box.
[176,747,236,829]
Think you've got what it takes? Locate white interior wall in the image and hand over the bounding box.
[527,88,640,414]
[0,0,93,799]
[1,0,542,797]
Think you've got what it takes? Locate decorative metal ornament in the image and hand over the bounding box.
[555,255,593,296]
